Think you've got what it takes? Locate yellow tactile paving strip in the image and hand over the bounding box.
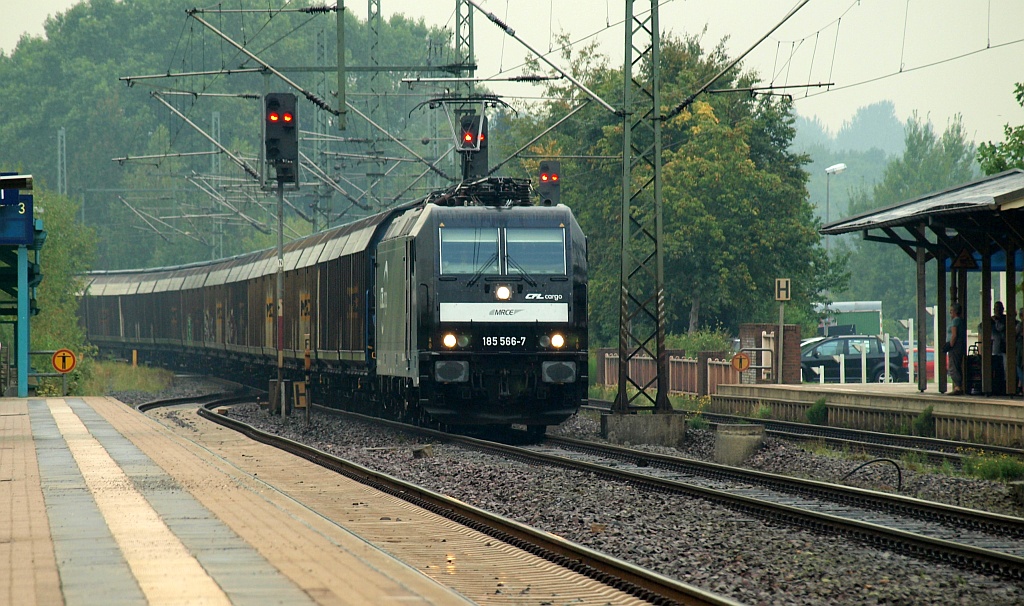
[0,400,61,606]
[47,398,232,605]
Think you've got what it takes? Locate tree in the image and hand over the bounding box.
[977,82,1024,174]
[839,115,976,324]
[26,192,97,352]
[511,33,842,343]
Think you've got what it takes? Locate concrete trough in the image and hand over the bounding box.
[714,423,765,466]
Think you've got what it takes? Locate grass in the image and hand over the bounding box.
[962,451,1024,482]
[80,361,175,395]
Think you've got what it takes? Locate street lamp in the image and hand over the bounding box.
[824,162,847,252]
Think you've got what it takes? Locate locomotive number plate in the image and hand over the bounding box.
[482,336,527,347]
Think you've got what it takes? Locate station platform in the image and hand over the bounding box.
[0,396,473,605]
[713,382,1024,446]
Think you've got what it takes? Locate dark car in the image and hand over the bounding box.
[801,335,909,383]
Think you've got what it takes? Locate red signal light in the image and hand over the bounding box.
[268,112,281,123]
[463,132,475,143]
[282,112,294,123]
[541,172,559,183]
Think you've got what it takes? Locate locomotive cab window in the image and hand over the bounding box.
[439,227,499,274]
[506,228,566,275]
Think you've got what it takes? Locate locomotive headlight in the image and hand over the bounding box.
[495,285,512,301]
[550,333,566,349]
[442,333,458,348]
[539,335,551,348]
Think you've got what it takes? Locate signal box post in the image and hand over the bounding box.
[264,93,299,420]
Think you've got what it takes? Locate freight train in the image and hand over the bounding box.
[80,176,588,432]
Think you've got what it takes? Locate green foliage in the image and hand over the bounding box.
[977,83,1024,174]
[911,405,936,438]
[805,397,828,425]
[752,404,772,419]
[962,451,1024,482]
[838,116,977,323]
[27,192,96,354]
[665,328,733,355]
[81,360,174,395]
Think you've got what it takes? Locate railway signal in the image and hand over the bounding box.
[537,160,560,206]
[265,93,298,184]
[458,114,488,179]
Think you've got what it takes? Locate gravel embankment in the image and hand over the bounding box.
[222,402,1024,606]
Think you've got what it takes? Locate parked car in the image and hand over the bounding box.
[800,335,909,383]
[908,346,935,380]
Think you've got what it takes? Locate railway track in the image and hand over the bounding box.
[141,393,736,606]
[301,406,1024,581]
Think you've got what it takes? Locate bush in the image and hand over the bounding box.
[665,328,733,355]
[805,397,828,425]
[911,405,935,437]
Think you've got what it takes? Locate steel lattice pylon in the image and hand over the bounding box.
[615,0,670,414]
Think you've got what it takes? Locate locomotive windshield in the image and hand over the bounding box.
[439,226,566,276]
[439,227,499,274]
[506,228,566,275]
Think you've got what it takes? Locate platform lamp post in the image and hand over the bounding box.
[824,162,847,253]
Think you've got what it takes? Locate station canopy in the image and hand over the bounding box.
[820,168,1024,269]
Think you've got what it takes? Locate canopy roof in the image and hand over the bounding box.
[820,169,1024,269]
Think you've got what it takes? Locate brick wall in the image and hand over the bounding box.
[738,323,802,384]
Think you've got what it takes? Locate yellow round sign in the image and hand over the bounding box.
[731,351,751,373]
[52,349,77,374]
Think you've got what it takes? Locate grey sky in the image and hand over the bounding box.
[4,0,1022,144]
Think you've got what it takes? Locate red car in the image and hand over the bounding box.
[906,347,935,380]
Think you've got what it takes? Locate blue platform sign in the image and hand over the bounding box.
[0,188,19,205]
[0,193,34,245]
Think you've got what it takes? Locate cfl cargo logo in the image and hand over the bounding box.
[525,293,563,301]
[490,309,523,316]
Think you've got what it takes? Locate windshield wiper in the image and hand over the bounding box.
[467,252,499,286]
[506,257,538,287]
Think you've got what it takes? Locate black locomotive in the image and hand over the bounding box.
[80,176,588,431]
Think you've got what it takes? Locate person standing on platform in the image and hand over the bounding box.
[945,303,967,395]
[993,301,1007,355]
[1017,307,1023,395]
[993,301,1008,394]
